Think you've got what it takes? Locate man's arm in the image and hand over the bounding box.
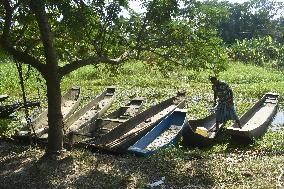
[227,85,234,105]
[229,88,233,99]
[213,91,217,107]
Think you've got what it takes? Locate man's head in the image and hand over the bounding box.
[209,76,218,85]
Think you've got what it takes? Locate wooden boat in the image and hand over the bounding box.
[87,97,144,134]
[70,97,144,143]
[128,108,188,156]
[182,114,224,147]
[0,94,9,102]
[64,87,116,135]
[0,101,40,119]
[17,86,82,137]
[83,91,186,153]
[226,93,279,140]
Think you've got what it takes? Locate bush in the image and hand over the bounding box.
[228,36,283,67]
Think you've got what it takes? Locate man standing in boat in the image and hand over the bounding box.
[209,76,241,131]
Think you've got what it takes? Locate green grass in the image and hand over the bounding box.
[0,60,284,188]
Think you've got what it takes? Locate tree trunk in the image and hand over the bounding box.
[46,70,63,154]
[30,0,64,155]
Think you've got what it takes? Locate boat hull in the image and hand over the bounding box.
[16,86,82,138]
[128,108,188,156]
[69,97,144,144]
[182,114,224,147]
[227,93,279,141]
[64,87,116,134]
[84,92,186,153]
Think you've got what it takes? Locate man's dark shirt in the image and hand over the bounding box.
[212,81,233,103]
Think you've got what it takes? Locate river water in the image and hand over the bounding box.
[270,108,284,131]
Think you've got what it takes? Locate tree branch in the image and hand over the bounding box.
[139,47,178,64]
[134,0,157,57]
[59,52,129,77]
[12,1,20,11]
[0,37,47,77]
[0,0,46,77]
[73,0,86,7]
[1,0,13,42]
[14,24,29,45]
[29,0,58,66]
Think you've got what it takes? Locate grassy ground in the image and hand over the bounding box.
[0,60,284,188]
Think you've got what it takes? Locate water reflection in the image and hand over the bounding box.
[270,108,284,131]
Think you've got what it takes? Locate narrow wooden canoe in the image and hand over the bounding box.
[17,86,82,137]
[0,101,40,119]
[64,87,116,135]
[182,114,224,147]
[128,108,188,156]
[83,92,186,153]
[226,93,279,140]
[0,94,9,102]
[70,97,144,143]
[88,97,145,134]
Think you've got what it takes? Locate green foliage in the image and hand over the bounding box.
[136,0,230,74]
[0,119,19,137]
[0,0,230,75]
[0,60,46,100]
[254,127,284,152]
[228,36,284,66]
[220,62,284,84]
[218,0,284,43]
[182,36,229,74]
[277,45,284,67]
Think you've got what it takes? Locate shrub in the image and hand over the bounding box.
[228,36,283,67]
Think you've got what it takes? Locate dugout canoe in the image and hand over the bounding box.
[69,97,144,143]
[226,93,279,140]
[182,113,224,147]
[64,87,116,135]
[17,86,82,137]
[88,97,144,134]
[0,101,40,119]
[0,94,9,102]
[128,108,188,156]
[83,91,186,153]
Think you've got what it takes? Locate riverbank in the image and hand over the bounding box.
[0,61,283,188]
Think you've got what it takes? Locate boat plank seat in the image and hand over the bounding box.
[105,93,115,96]
[102,118,127,123]
[265,99,277,104]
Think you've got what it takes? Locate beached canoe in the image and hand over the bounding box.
[83,91,186,153]
[182,114,224,147]
[0,94,9,102]
[64,87,116,135]
[70,97,144,143]
[226,92,279,140]
[0,101,40,119]
[88,97,145,134]
[17,86,82,137]
[128,108,188,156]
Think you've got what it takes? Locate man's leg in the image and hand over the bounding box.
[215,122,220,131]
[236,119,241,128]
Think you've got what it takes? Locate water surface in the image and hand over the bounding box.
[270,108,284,131]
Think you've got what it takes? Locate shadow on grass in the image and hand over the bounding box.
[138,147,215,188]
[207,128,255,153]
[0,142,75,189]
[0,140,216,189]
[69,145,216,189]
